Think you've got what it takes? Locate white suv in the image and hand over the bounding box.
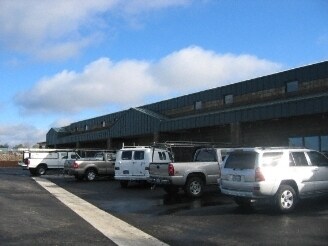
[220,147,328,212]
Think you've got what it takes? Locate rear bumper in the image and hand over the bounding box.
[148,177,171,185]
[115,175,149,181]
[18,162,28,169]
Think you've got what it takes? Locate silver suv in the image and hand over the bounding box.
[220,147,328,212]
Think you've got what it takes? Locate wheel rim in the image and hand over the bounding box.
[87,171,96,180]
[39,167,46,175]
[190,181,201,195]
[280,190,294,209]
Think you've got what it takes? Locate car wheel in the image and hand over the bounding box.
[120,180,129,188]
[85,169,97,181]
[185,176,204,198]
[276,185,297,213]
[36,165,47,176]
[164,186,179,195]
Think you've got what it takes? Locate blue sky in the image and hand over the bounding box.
[0,0,327,147]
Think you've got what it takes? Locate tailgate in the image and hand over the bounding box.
[149,163,169,177]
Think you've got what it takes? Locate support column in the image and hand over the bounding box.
[230,122,241,146]
[153,132,160,144]
[75,141,80,149]
[106,138,112,149]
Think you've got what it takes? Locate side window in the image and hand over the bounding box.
[60,153,68,159]
[307,151,328,167]
[161,152,166,160]
[121,151,132,160]
[290,152,308,166]
[107,153,116,161]
[261,152,283,167]
[134,151,145,160]
[158,152,163,160]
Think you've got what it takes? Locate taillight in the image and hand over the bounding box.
[255,167,265,182]
[73,161,79,169]
[168,163,174,176]
[24,158,30,165]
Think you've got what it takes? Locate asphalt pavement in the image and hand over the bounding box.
[1,167,328,245]
[0,168,115,246]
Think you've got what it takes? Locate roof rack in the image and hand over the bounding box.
[153,141,232,148]
[121,146,152,149]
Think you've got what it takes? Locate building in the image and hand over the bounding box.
[47,61,328,152]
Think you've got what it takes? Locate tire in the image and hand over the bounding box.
[275,185,297,213]
[120,180,129,188]
[184,176,204,198]
[36,165,47,176]
[85,169,97,181]
[163,186,179,195]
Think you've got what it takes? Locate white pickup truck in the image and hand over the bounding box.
[149,147,232,198]
[20,149,79,176]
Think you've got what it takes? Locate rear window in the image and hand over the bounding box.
[134,151,145,160]
[194,149,217,162]
[121,151,132,160]
[224,151,257,169]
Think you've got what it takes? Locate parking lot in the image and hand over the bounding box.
[1,167,328,245]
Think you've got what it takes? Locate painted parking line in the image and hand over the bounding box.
[33,177,168,246]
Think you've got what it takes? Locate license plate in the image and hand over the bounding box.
[232,175,241,182]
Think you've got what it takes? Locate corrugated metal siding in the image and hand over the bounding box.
[47,61,328,146]
[143,61,328,114]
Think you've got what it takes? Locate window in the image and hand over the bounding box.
[158,152,167,160]
[194,149,217,162]
[60,153,68,159]
[290,152,308,166]
[286,81,299,93]
[224,94,233,105]
[121,151,132,160]
[134,151,145,160]
[224,152,257,169]
[107,153,116,161]
[261,152,283,167]
[194,101,203,110]
[307,151,328,167]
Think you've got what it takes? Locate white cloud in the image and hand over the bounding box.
[0,0,191,60]
[15,46,282,114]
[151,46,282,91]
[0,124,46,147]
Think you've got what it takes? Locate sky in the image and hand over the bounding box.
[0,0,328,147]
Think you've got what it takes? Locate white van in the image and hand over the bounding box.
[115,146,172,188]
[20,148,79,176]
